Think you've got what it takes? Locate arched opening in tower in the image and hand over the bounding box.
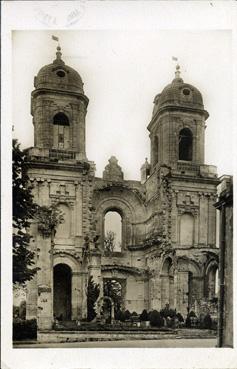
[53,263,72,320]
[179,128,193,161]
[104,211,122,252]
[53,112,70,150]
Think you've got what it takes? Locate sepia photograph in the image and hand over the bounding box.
[2,1,236,369]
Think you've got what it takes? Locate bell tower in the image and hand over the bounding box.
[26,42,95,330]
[144,65,219,316]
[31,44,89,160]
[148,65,209,172]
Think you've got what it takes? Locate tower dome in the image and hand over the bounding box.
[152,65,208,119]
[34,46,84,93]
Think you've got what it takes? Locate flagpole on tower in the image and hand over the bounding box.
[52,35,62,61]
[52,35,60,48]
[172,56,181,79]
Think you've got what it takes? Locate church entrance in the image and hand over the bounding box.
[53,264,72,320]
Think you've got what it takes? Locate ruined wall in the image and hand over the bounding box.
[26,160,95,327]
[215,176,233,348]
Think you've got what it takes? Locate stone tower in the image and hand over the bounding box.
[31,45,88,159]
[148,65,207,171]
[144,65,219,316]
[26,45,97,330]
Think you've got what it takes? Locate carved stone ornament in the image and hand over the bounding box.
[103,156,124,181]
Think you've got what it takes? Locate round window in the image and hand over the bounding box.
[183,88,191,96]
[56,70,66,78]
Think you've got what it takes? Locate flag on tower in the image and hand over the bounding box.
[172,56,178,61]
[52,35,59,42]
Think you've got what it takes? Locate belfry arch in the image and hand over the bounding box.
[179,128,193,161]
[53,112,70,149]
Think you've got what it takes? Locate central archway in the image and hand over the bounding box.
[53,263,72,320]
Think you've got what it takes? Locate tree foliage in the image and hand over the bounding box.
[140,309,149,321]
[149,310,164,327]
[103,279,122,313]
[87,276,100,321]
[104,230,116,252]
[13,139,64,284]
[35,204,64,238]
[13,139,38,284]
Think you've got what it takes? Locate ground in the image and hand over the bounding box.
[14,338,216,348]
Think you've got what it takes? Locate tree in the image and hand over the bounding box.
[87,276,100,321]
[104,230,116,252]
[124,309,131,321]
[140,309,149,321]
[13,139,64,284]
[35,204,64,238]
[149,310,164,328]
[13,139,38,284]
[103,279,122,313]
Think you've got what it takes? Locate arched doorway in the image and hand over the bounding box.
[53,263,72,320]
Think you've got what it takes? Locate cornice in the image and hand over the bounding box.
[31,88,89,107]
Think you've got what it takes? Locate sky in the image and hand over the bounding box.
[3,2,237,369]
[12,29,233,179]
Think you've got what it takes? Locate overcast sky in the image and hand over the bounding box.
[12,30,233,179]
[3,2,237,369]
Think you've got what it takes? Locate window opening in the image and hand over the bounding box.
[179,128,193,161]
[104,211,122,252]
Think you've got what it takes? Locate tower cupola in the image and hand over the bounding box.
[34,46,84,94]
[148,65,209,171]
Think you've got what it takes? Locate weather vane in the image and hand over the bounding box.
[52,35,60,47]
[172,56,181,78]
[52,35,62,61]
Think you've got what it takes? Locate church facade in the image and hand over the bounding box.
[25,46,219,330]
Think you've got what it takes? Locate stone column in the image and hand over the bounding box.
[26,221,38,320]
[37,232,53,330]
[176,271,189,317]
[199,194,208,245]
[194,211,199,246]
[208,195,216,246]
[88,249,102,289]
[79,271,88,319]
[26,275,38,320]
[160,275,170,308]
[71,271,81,320]
[173,272,178,310]
[149,275,162,311]
[169,276,174,307]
